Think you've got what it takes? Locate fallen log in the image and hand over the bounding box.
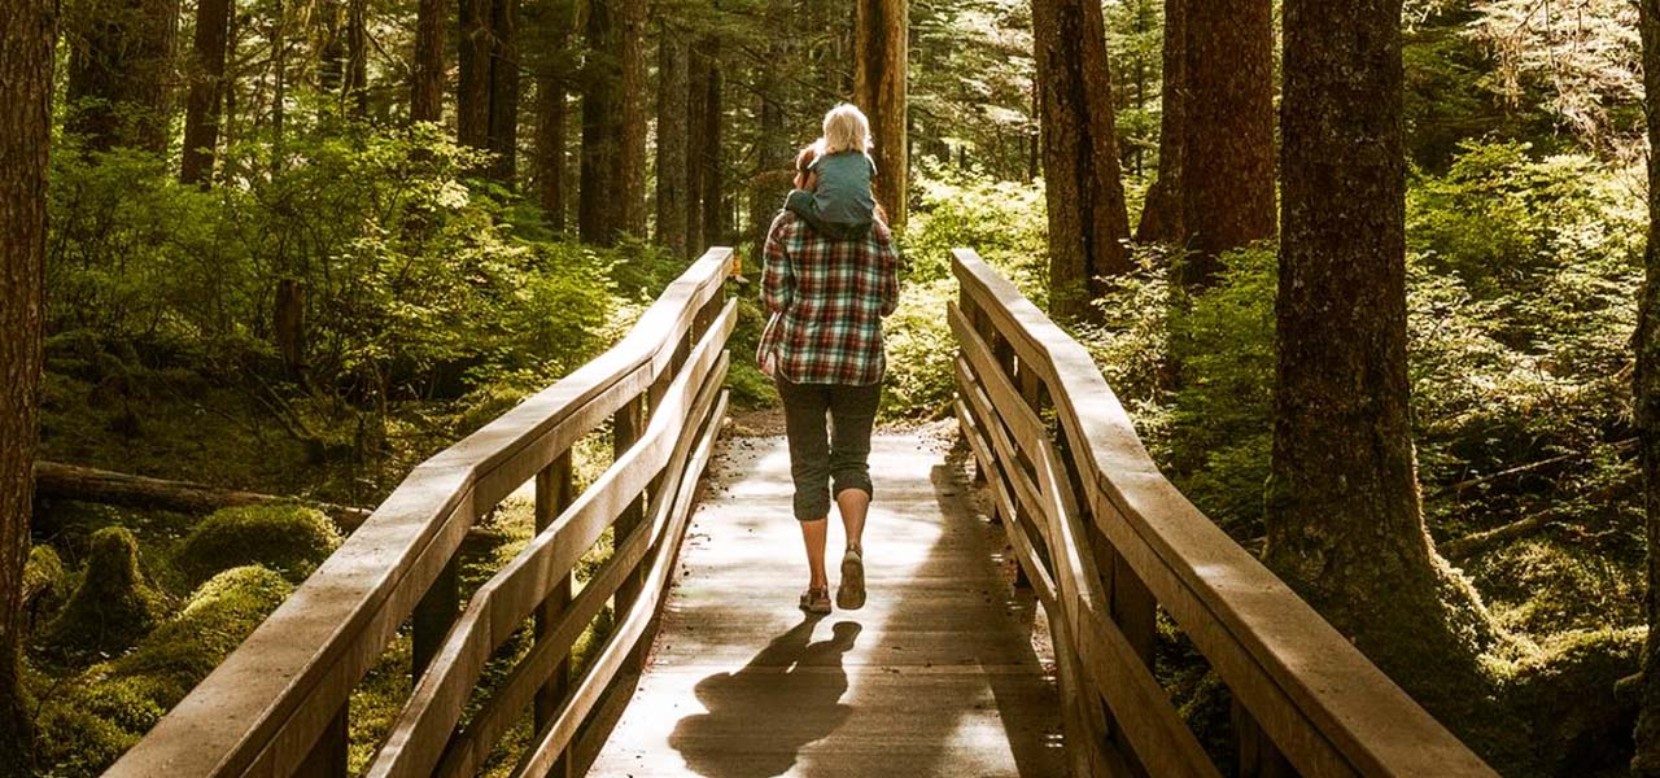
[34,460,373,529]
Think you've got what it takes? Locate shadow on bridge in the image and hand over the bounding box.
[670,618,862,777]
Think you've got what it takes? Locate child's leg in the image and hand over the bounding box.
[784,190,836,237]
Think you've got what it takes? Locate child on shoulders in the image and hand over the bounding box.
[785,103,880,240]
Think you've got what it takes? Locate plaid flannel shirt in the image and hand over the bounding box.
[757,211,901,386]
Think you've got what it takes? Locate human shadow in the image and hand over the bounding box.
[670,617,862,778]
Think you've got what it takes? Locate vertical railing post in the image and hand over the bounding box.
[535,452,576,777]
[296,699,349,778]
[1233,700,1294,778]
[613,395,647,673]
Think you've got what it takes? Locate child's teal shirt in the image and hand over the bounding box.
[784,150,877,240]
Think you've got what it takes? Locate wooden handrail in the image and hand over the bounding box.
[109,247,737,778]
[950,248,1498,777]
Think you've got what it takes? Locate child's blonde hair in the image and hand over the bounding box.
[819,103,873,155]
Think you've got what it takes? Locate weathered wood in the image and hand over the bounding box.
[533,455,574,778]
[110,249,735,778]
[34,460,372,525]
[950,248,1497,777]
[366,305,734,777]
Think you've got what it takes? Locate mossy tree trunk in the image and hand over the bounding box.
[486,0,520,186]
[531,0,573,229]
[0,0,53,769]
[1630,2,1660,773]
[1031,0,1131,322]
[1266,0,1496,723]
[458,0,493,151]
[854,0,907,230]
[1177,0,1274,287]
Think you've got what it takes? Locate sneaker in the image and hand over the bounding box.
[837,548,866,610]
[799,586,831,614]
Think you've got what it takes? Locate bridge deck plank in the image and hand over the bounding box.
[588,431,1067,777]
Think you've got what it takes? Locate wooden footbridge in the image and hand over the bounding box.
[109,249,1498,777]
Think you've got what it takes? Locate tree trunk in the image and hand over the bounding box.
[66,0,180,154]
[853,0,907,230]
[0,0,52,767]
[1631,2,1660,773]
[1266,0,1495,724]
[1178,0,1274,287]
[33,462,371,526]
[699,50,725,248]
[412,0,444,123]
[750,41,790,268]
[1030,0,1132,322]
[180,0,233,186]
[345,0,368,116]
[1134,0,1184,243]
[487,0,520,186]
[458,0,493,150]
[615,0,648,238]
[579,0,620,244]
[685,39,712,253]
[533,0,573,229]
[655,21,689,257]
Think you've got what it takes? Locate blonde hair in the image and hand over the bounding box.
[819,103,873,155]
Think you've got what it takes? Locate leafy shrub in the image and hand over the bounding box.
[172,504,342,587]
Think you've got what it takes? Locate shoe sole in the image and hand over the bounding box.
[837,555,866,610]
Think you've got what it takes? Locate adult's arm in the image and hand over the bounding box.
[761,212,797,314]
[874,220,901,317]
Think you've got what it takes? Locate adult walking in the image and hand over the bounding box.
[757,110,901,615]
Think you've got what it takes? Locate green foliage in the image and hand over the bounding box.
[42,527,169,660]
[172,504,343,588]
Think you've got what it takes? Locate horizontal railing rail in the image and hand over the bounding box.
[110,247,737,777]
[949,248,1498,778]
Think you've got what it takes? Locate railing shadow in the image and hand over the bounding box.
[670,616,862,778]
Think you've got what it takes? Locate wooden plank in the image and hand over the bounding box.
[534,454,575,778]
[953,398,1060,609]
[951,248,1496,777]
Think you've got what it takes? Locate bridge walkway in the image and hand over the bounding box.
[589,429,1066,777]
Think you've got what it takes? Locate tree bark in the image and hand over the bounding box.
[458,0,493,150]
[655,21,689,257]
[1178,0,1274,287]
[533,0,573,229]
[699,51,725,248]
[685,39,713,253]
[66,0,179,154]
[1031,0,1131,322]
[1266,0,1495,723]
[1631,2,1660,773]
[180,0,232,186]
[853,0,907,230]
[750,40,790,267]
[1134,0,1183,243]
[0,0,52,767]
[579,0,620,244]
[615,0,648,238]
[412,0,445,123]
[487,0,520,186]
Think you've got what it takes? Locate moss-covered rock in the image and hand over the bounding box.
[110,565,295,707]
[42,527,168,660]
[1494,628,1644,777]
[172,504,341,587]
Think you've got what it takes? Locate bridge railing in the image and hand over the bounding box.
[110,247,737,778]
[950,248,1497,778]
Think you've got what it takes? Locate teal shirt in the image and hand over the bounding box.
[784,150,877,240]
[810,151,877,226]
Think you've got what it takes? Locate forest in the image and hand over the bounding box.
[0,0,1657,774]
